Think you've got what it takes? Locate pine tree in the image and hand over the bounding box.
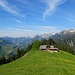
[41,39,47,45]
[16,48,21,59]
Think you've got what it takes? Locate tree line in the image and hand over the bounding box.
[0,44,32,65]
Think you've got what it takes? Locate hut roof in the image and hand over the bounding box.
[40,45,47,49]
[50,48,58,50]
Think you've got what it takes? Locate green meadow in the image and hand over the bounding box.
[0,50,75,75]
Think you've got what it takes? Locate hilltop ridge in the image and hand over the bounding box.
[0,49,75,75]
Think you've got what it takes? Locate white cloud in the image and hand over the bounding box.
[42,0,67,20]
[16,20,22,23]
[35,26,60,33]
[0,27,33,37]
[0,0,24,17]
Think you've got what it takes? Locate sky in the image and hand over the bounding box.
[0,0,75,37]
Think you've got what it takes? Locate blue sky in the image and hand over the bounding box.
[0,0,75,37]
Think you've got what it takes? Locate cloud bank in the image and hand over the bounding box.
[0,25,60,37]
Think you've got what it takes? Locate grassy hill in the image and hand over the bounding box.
[0,49,75,75]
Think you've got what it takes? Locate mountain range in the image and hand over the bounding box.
[0,29,75,57]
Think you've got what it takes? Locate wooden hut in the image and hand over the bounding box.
[40,45,59,52]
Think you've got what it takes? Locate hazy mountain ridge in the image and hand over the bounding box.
[52,29,75,46]
[0,37,33,57]
[0,38,14,46]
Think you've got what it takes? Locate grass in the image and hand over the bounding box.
[0,49,75,75]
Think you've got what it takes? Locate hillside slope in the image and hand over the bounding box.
[0,50,75,75]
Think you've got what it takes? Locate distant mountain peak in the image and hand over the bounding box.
[67,29,75,32]
[57,29,75,35]
[40,33,55,39]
